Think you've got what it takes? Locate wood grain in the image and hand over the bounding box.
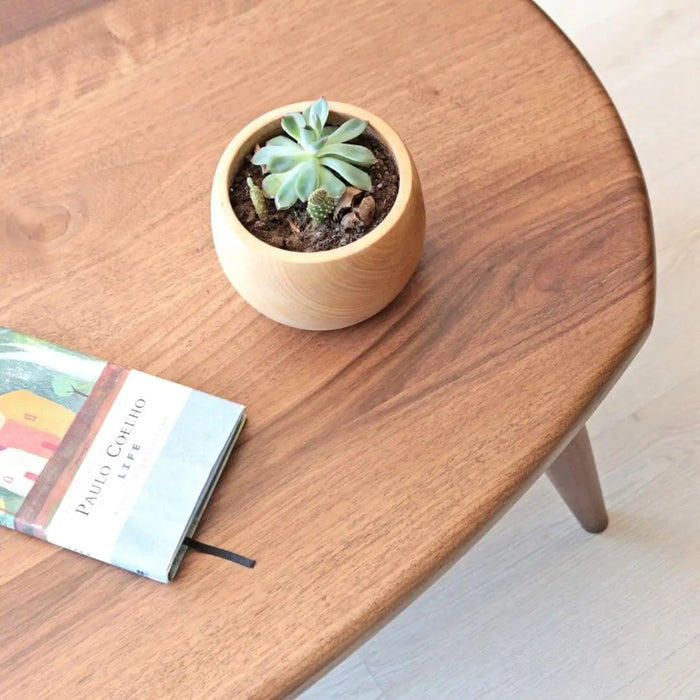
[0,0,107,46]
[346,371,700,699]
[311,2,699,695]
[0,1,654,698]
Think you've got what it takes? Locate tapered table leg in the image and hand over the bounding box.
[546,426,608,533]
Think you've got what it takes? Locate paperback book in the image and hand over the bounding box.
[0,327,245,582]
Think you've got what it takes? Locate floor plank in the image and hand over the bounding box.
[299,655,385,700]
[610,635,700,700]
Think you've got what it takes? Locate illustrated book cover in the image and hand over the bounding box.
[0,327,246,582]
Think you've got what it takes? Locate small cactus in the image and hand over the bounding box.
[247,177,267,220]
[307,188,335,225]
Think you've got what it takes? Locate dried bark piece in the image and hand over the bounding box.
[341,212,361,230]
[356,196,376,226]
[333,186,361,221]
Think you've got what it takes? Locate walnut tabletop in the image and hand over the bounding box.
[0,1,654,698]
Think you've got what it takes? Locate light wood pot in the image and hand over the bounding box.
[211,101,425,331]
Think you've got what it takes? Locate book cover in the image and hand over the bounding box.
[0,327,245,582]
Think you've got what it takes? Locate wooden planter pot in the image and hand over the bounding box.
[211,101,425,331]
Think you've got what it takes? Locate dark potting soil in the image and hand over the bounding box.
[229,131,399,252]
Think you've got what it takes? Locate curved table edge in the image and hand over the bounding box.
[290,5,657,699]
[532,0,657,322]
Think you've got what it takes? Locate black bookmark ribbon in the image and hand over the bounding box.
[184,537,256,569]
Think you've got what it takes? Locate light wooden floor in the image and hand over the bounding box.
[301,1,700,697]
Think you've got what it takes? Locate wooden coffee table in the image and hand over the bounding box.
[0,1,654,698]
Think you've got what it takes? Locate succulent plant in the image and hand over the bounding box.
[252,97,376,210]
[307,188,335,225]
[246,177,267,219]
